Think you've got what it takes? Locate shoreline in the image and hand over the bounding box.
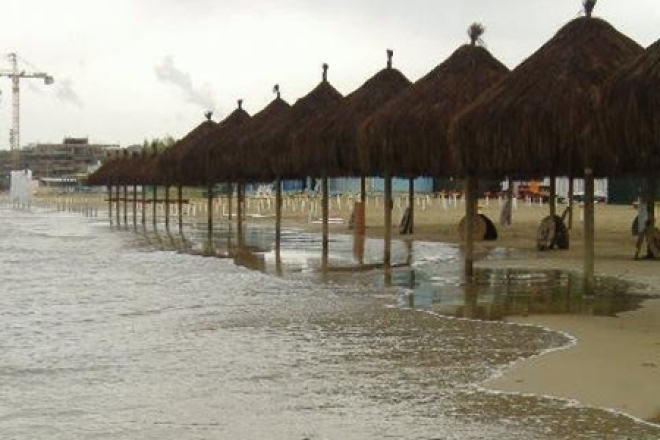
[310,200,660,424]
[482,297,660,424]
[24,194,660,424]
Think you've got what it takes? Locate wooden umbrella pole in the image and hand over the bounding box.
[383,169,393,286]
[115,185,120,225]
[584,168,595,295]
[164,185,170,230]
[360,175,366,203]
[322,174,329,270]
[141,185,146,226]
[237,183,244,246]
[207,183,213,243]
[123,185,128,225]
[107,185,112,223]
[177,185,183,234]
[549,175,556,217]
[568,176,575,230]
[505,177,513,225]
[228,183,233,220]
[132,184,137,228]
[408,177,415,234]
[152,185,158,227]
[464,174,477,279]
[384,168,392,271]
[236,183,242,228]
[646,173,657,222]
[275,177,282,254]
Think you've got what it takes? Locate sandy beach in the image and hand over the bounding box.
[38,192,660,424]
[295,194,660,424]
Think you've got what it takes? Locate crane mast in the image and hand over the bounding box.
[0,53,54,168]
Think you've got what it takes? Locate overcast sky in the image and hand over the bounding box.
[0,0,657,149]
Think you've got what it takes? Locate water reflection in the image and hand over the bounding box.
[133,218,649,322]
[394,267,649,321]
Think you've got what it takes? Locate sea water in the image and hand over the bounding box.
[0,204,658,439]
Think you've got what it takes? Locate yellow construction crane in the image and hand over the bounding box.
[0,53,54,168]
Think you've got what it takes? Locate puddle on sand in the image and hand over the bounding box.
[134,221,653,323]
[390,267,652,321]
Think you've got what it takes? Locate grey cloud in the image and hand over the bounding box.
[154,56,215,110]
[56,79,84,108]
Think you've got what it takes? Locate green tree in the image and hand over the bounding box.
[141,135,177,152]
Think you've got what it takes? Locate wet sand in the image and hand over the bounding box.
[403,200,659,423]
[35,192,660,423]
[296,196,660,423]
[486,298,660,422]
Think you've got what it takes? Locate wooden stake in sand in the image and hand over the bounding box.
[584,167,595,295]
[464,175,477,279]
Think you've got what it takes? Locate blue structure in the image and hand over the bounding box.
[248,177,436,196]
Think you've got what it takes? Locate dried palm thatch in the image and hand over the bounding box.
[241,64,343,179]
[296,50,411,177]
[451,11,643,178]
[358,24,509,178]
[87,150,123,186]
[89,149,137,186]
[157,113,217,185]
[181,101,252,185]
[218,86,291,182]
[597,38,660,174]
[130,147,161,186]
[113,151,149,186]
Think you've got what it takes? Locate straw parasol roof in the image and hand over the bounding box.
[296,50,411,177]
[87,150,124,186]
[597,38,660,174]
[113,150,152,187]
[129,147,162,186]
[181,100,252,185]
[157,112,217,186]
[450,4,643,178]
[358,24,509,178]
[88,149,138,186]
[219,86,292,183]
[243,64,343,180]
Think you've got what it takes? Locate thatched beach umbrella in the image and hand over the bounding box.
[207,87,291,246]
[598,38,660,221]
[106,150,148,227]
[360,24,508,178]
[130,147,165,228]
[193,100,252,185]
[182,100,252,243]
[120,149,154,228]
[158,112,217,187]
[296,50,411,271]
[359,24,509,234]
[87,150,124,223]
[238,65,343,258]
[452,4,642,178]
[451,1,644,292]
[297,50,411,178]
[257,64,344,179]
[218,86,292,183]
[148,112,215,232]
[97,150,135,225]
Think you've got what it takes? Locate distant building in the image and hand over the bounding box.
[0,137,120,189]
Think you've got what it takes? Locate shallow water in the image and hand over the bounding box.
[1,204,659,439]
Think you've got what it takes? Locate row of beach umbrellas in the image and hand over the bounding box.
[88,1,659,292]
